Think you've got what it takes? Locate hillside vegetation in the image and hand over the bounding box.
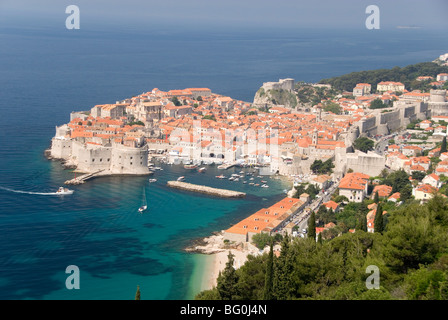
[319,62,448,92]
[196,196,448,300]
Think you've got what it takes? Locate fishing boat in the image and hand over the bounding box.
[184,164,198,170]
[56,187,74,195]
[138,188,148,213]
[177,176,185,181]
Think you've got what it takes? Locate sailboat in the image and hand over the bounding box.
[138,188,148,213]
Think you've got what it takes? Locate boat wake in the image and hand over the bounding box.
[0,186,69,196]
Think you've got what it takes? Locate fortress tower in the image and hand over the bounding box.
[429,90,448,116]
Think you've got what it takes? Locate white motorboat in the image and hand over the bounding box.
[56,187,74,195]
[148,179,157,183]
[261,184,269,188]
[177,176,185,181]
[138,187,148,213]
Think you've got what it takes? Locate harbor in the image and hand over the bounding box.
[167,181,246,198]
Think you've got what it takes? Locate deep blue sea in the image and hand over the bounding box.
[0,20,447,299]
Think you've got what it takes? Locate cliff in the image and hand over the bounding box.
[253,87,298,109]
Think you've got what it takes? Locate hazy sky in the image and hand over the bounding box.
[1,0,447,31]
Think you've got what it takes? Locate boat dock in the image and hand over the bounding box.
[64,169,105,185]
[217,163,235,170]
[167,181,246,198]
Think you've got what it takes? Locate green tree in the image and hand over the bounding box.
[317,232,323,245]
[383,197,448,273]
[374,203,384,234]
[135,285,141,300]
[251,233,273,250]
[374,191,379,204]
[353,137,374,153]
[202,114,216,121]
[441,136,447,153]
[323,101,341,114]
[370,98,388,109]
[399,184,413,202]
[412,171,426,181]
[307,212,317,241]
[171,96,181,106]
[217,251,240,300]
[263,242,274,300]
[272,235,295,299]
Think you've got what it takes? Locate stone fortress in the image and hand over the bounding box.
[49,122,150,176]
[261,78,295,92]
[428,89,448,117]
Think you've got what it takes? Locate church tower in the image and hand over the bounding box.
[312,128,318,145]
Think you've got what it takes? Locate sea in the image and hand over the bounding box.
[0,18,447,299]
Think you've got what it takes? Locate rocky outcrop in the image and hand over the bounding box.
[253,87,298,109]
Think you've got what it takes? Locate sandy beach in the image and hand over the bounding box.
[187,231,271,291]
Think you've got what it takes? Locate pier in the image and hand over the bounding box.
[217,163,235,170]
[64,169,105,185]
[167,181,246,198]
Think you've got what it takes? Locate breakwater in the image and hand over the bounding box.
[167,181,246,198]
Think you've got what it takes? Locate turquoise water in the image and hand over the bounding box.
[0,21,447,299]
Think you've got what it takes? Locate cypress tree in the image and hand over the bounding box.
[374,203,384,233]
[272,235,294,300]
[441,136,447,153]
[263,241,274,300]
[217,251,240,300]
[362,214,368,232]
[135,285,141,300]
[317,232,323,245]
[307,211,317,241]
[355,218,363,232]
[374,191,379,203]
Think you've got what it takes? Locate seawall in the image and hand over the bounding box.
[167,181,246,198]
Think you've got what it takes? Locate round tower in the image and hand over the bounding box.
[430,90,447,103]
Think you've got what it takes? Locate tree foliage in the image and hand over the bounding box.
[319,62,448,92]
[310,158,334,174]
[353,137,374,153]
[197,196,448,300]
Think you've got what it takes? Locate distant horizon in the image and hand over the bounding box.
[1,0,447,32]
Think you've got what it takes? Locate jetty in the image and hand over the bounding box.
[167,181,246,198]
[217,163,235,170]
[64,169,105,185]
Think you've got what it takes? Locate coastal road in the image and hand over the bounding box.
[279,180,339,237]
